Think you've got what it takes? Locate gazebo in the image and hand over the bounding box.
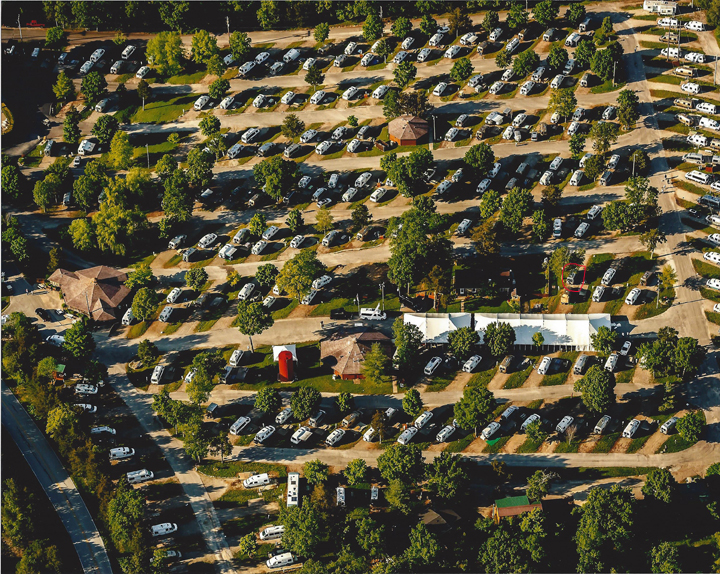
[388,114,429,146]
[48,265,131,322]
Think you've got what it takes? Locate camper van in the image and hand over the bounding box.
[109,447,135,461]
[359,307,387,321]
[126,469,154,484]
[259,525,285,542]
[579,18,592,32]
[593,415,612,435]
[556,416,574,434]
[267,553,295,569]
[243,473,271,488]
[122,308,134,326]
[573,354,589,375]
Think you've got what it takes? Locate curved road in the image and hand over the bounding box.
[1,381,113,574]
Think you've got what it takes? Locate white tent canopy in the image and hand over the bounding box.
[273,344,297,362]
[403,313,472,344]
[474,313,611,351]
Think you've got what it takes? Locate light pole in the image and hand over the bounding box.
[17,14,22,41]
[380,282,385,311]
[146,143,150,169]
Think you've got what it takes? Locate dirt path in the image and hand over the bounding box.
[578,435,601,453]
[487,371,511,391]
[463,436,488,453]
[638,430,669,455]
[610,437,631,453]
[523,368,545,389]
[633,366,654,387]
[433,372,472,394]
[500,434,526,454]
[537,439,559,454]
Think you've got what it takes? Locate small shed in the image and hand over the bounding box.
[493,495,543,523]
[388,115,429,146]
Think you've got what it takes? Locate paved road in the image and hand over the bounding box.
[1,381,113,574]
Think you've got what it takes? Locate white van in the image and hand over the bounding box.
[602,268,616,286]
[570,170,583,186]
[151,365,165,384]
[489,28,503,42]
[593,414,612,435]
[283,48,300,63]
[363,427,378,442]
[592,285,605,302]
[622,419,640,439]
[682,82,701,95]
[553,218,563,238]
[238,283,255,301]
[122,307,134,326]
[127,469,154,484]
[625,288,641,305]
[429,33,444,46]
[481,422,501,440]
[397,426,418,445]
[267,553,295,569]
[537,356,552,375]
[243,473,271,488]
[109,447,135,461]
[556,416,574,434]
[414,411,433,429]
[260,525,285,541]
[549,156,564,171]
[587,205,603,220]
[660,416,678,434]
[359,307,387,321]
[521,413,541,432]
[604,353,619,372]
[166,288,181,304]
[574,222,589,238]
[229,416,251,435]
[573,354,589,375]
[291,426,313,444]
[158,306,173,322]
[686,170,713,185]
[565,32,581,47]
[684,20,705,31]
[275,407,293,424]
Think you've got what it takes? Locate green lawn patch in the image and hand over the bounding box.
[516,437,545,453]
[131,94,197,124]
[504,363,533,389]
[592,432,620,453]
[555,437,582,453]
[591,80,626,94]
[701,286,720,302]
[693,258,720,279]
[444,433,475,453]
[483,435,511,454]
[468,367,498,389]
[166,70,206,84]
[634,287,674,320]
[541,351,579,386]
[626,435,651,453]
[127,321,151,339]
[615,366,637,385]
[271,299,299,320]
[657,433,695,453]
[198,461,288,479]
[705,311,720,325]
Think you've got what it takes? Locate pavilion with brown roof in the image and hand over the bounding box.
[48,265,131,322]
[388,114,429,146]
[319,327,393,380]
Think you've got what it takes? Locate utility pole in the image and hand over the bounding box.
[17,14,22,41]
[715,56,718,87]
[380,282,385,311]
[142,96,145,111]
[613,61,616,87]
[146,143,150,169]
[226,16,230,36]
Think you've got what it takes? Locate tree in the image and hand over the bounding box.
[448,57,473,84]
[676,411,704,443]
[547,44,569,72]
[576,485,635,573]
[1,479,37,549]
[351,204,371,231]
[126,264,154,290]
[526,470,552,502]
[162,169,192,223]
[248,213,267,237]
[186,148,215,188]
[208,78,229,100]
[479,190,502,220]
[591,42,623,81]
[362,343,391,386]
[253,156,298,201]
[46,402,79,439]
[525,418,547,443]
[229,31,252,60]
[303,460,329,485]
[45,26,65,48]
[136,340,159,367]
[238,533,258,558]
[420,14,437,36]
[569,133,586,161]
[109,131,133,170]
[640,229,667,258]
[344,459,368,486]
[630,149,649,175]
[385,479,414,515]
[377,443,425,483]
[500,187,533,234]
[53,71,75,102]
[305,65,324,92]
[448,326,480,362]
[63,317,95,361]
[63,105,81,145]
[257,0,281,30]
[185,267,208,291]
[392,317,423,372]
[244,386,275,416]
[16,541,63,574]
[92,202,147,256]
[254,264,278,289]
[464,142,495,179]
[280,501,324,557]
[277,115,306,143]
[313,22,330,44]
[575,39,597,69]
[191,29,218,64]
[584,154,605,182]
[2,165,24,202]
[199,115,221,137]
[291,387,322,421]
[591,325,617,356]
[512,50,539,79]
[136,80,152,107]
[548,87,576,122]
[363,13,383,43]
[390,17,411,39]
[131,287,159,322]
[68,218,95,251]
[405,522,440,568]
[574,365,616,413]
[568,3,587,27]
[532,332,545,350]
[236,300,274,352]
[91,114,119,146]
[448,7,472,36]
[532,209,550,242]
[650,542,681,574]
[81,71,108,104]
[495,49,512,70]
[425,452,469,501]
[315,206,334,234]
[533,0,559,28]
[393,61,417,89]
[642,468,675,504]
[617,88,640,130]
[402,389,423,418]
[277,250,325,301]
[507,3,529,29]
[37,356,59,381]
[589,121,619,156]
[453,385,496,436]
[483,321,516,358]
[146,31,184,76]
[540,188,562,213]
[482,10,499,33]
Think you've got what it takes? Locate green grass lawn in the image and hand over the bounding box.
[444,433,475,453]
[504,363,534,389]
[468,367,498,389]
[626,435,651,453]
[131,94,197,124]
[592,431,620,453]
[198,460,287,478]
[555,437,582,453]
[483,435,510,454]
[657,433,695,453]
[127,321,151,339]
[516,437,545,453]
[165,70,206,84]
[541,351,579,386]
[615,366,637,385]
[693,258,720,279]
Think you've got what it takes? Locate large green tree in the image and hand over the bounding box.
[448,326,480,361]
[483,321,516,357]
[276,251,325,301]
[453,385,496,436]
[236,300,274,352]
[291,387,322,421]
[63,317,95,360]
[377,443,425,484]
[574,365,616,413]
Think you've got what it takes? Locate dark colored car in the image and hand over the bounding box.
[330,308,350,320]
[36,308,52,321]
